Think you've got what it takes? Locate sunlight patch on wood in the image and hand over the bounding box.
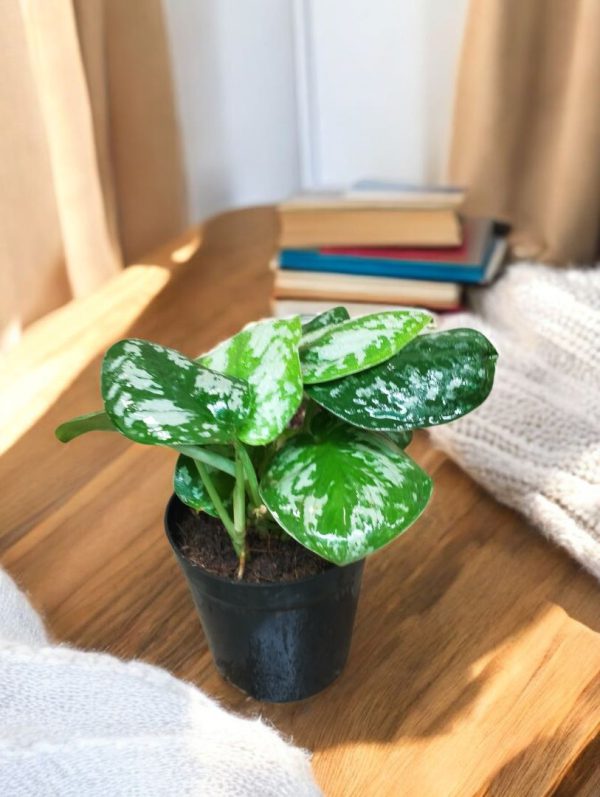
[134,227,202,268]
[0,265,171,454]
[170,233,202,264]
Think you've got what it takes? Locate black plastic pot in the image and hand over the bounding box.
[164,494,364,702]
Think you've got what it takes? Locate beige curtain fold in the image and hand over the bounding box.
[74,0,187,264]
[0,0,186,351]
[450,0,600,264]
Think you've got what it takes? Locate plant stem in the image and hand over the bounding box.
[303,398,319,430]
[235,441,261,508]
[233,448,247,579]
[173,445,236,476]
[192,459,239,549]
[236,550,246,580]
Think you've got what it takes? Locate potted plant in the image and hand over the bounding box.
[56,307,497,702]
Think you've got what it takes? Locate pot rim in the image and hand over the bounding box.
[164,493,363,590]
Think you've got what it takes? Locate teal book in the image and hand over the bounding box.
[279,219,508,285]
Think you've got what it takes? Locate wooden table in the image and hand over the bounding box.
[1,207,599,796]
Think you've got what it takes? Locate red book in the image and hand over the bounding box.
[320,218,492,266]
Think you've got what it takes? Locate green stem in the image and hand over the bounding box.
[303,398,319,430]
[235,441,261,508]
[173,445,235,476]
[233,448,247,579]
[192,459,238,547]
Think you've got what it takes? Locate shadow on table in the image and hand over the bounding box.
[235,462,600,749]
[482,725,600,795]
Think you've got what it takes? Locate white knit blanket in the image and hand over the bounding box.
[431,262,600,580]
[0,568,321,796]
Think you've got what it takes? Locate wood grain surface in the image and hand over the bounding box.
[1,207,598,796]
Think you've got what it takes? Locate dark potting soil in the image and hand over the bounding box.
[175,510,332,584]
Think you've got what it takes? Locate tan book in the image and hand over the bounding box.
[272,268,461,310]
[281,189,465,211]
[272,298,462,319]
[278,207,462,248]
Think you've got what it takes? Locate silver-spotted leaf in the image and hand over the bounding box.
[199,317,303,446]
[301,306,350,346]
[259,417,432,565]
[300,309,432,384]
[55,410,117,443]
[306,328,498,431]
[102,339,251,446]
[174,454,234,516]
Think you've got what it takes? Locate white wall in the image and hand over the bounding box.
[296,0,469,188]
[164,0,468,222]
[164,0,302,222]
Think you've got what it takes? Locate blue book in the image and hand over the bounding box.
[279,249,486,283]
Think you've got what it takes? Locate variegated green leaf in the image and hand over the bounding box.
[300,310,432,384]
[55,410,117,443]
[306,329,498,431]
[102,339,252,446]
[259,415,432,565]
[174,453,234,516]
[199,317,303,446]
[301,306,350,346]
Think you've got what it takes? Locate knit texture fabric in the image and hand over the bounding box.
[0,568,321,796]
[431,262,600,580]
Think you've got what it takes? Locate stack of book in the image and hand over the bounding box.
[271,181,508,318]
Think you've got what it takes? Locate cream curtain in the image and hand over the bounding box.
[450,0,600,264]
[0,0,186,350]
